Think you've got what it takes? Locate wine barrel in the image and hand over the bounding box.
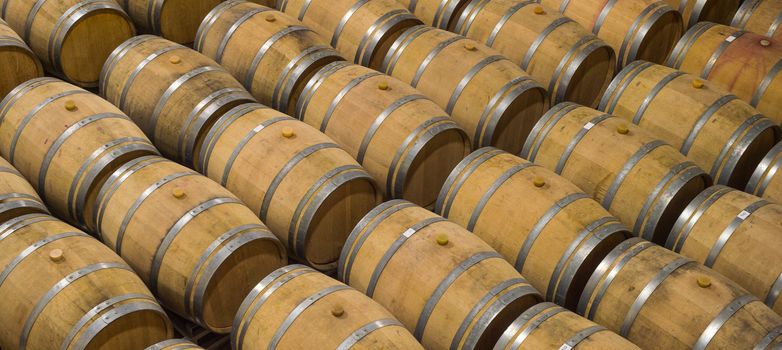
[146,339,203,350]
[579,237,782,349]
[0,18,43,100]
[747,140,782,203]
[339,200,542,350]
[0,156,49,223]
[195,1,343,114]
[199,103,381,271]
[381,26,548,154]
[233,264,423,350]
[119,0,221,44]
[453,0,616,107]
[733,0,782,41]
[436,148,629,309]
[669,186,782,314]
[665,0,741,28]
[0,77,158,228]
[0,0,135,87]
[667,22,782,124]
[92,155,286,333]
[494,302,640,350]
[296,61,470,206]
[101,35,255,165]
[520,102,711,244]
[600,61,781,188]
[396,0,468,30]
[539,0,683,68]
[277,0,422,69]
[0,213,173,350]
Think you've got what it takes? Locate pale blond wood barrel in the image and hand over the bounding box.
[0,156,49,223]
[436,148,629,309]
[0,0,135,87]
[381,25,548,154]
[0,18,43,100]
[91,155,286,333]
[520,102,711,245]
[670,186,782,315]
[146,339,204,350]
[339,200,542,350]
[600,61,781,188]
[494,302,640,350]
[233,264,424,350]
[579,237,782,350]
[296,61,470,206]
[0,78,158,228]
[277,0,422,69]
[119,0,221,44]
[666,0,741,28]
[747,140,782,203]
[199,103,381,271]
[195,1,343,114]
[667,22,782,124]
[101,35,255,165]
[0,213,173,350]
[452,0,616,107]
[733,0,782,41]
[397,0,470,30]
[540,0,683,68]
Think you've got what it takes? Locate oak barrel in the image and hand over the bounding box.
[0,18,43,100]
[667,22,782,124]
[747,140,782,203]
[339,200,542,350]
[665,0,741,28]
[381,25,548,154]
[0,77,158,228]
[0,213,173,350]
[494,302,640,350]
[0,0,135,87]
[669,186,782,314]
[277,0,422,69]
[198,103,381,271]
[453,0,616,107]
[119,0,221,44]
[92,155,286,333]
[101,35,255,165]
[396,0,469,30]
[233,264,424,350]
[296,61,470,206]
[195,1,343,114]
[600,61,781,188]
[539,0,683,68]
[733,0,782,41]
[520,102,711,244]
[579,237,782,350]
[146,339,203,350]
[0,156,49,223]
[436,148,629,309]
